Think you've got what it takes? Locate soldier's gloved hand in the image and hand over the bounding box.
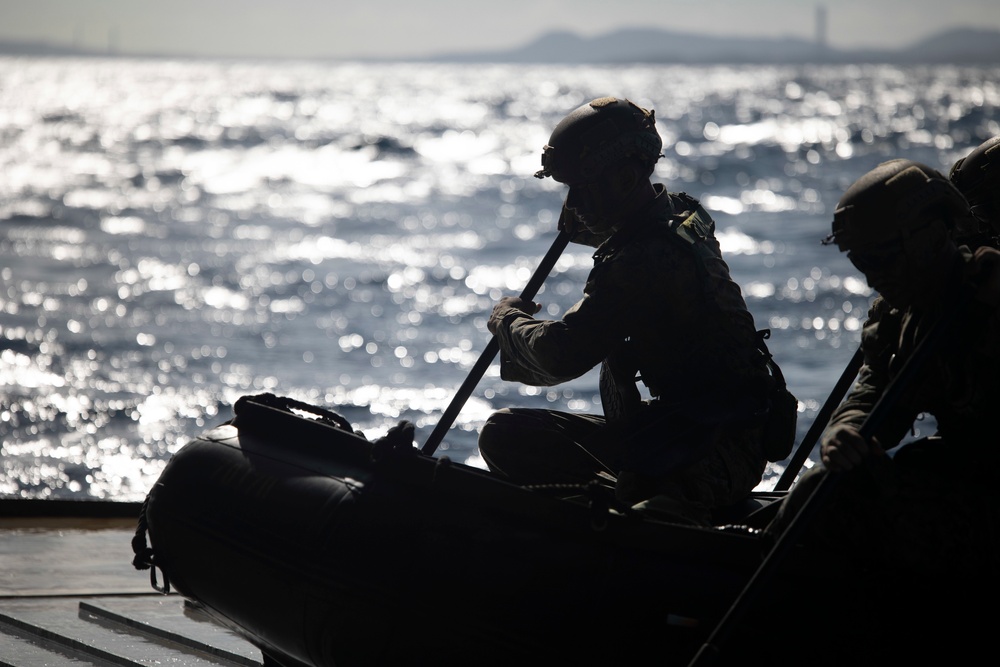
[487,296,541,335]
[820,424,885,472]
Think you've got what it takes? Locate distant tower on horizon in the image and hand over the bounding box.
[816,5,828,49]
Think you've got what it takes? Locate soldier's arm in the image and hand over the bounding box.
[827,298,916,450]
[491,255,640,386]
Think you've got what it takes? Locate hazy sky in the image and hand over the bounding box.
[2,0,999,59]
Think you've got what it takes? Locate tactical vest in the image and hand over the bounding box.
[597,192,796,461]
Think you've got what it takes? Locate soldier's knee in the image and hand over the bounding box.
[478,408,515,457]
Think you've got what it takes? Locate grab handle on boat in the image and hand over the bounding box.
[150,562,171,595]
[421,230,572,456]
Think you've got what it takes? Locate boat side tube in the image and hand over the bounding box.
[142,395,777,665]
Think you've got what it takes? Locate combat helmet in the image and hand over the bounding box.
[534,97,662,185]
[949,135,1000,233]
[827,159,972,252]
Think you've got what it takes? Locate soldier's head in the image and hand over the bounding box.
[949,135,1000,237]
[827,159,972,308]
[535,97,662,233]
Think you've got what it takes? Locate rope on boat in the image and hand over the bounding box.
[130,495,171,594]
[369,420,417,463]
[130,496,152,570]
[523,480,623,531]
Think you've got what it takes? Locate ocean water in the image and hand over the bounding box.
[1,57,997,502]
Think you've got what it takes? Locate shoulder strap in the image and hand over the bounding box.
[594,191,715,262]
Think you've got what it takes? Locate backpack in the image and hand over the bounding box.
[757,329,798,462]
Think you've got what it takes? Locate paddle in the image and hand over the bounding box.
[773,347,864,492]
[688,285,974,667]
[421,229,573,456]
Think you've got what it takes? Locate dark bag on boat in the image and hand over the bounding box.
[758,330,798,462]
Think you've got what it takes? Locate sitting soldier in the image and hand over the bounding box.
[765,159,1000,664]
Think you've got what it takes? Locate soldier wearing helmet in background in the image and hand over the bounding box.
[950,135,1000,248]
[766,160,1000,652]
[478,97,796,525]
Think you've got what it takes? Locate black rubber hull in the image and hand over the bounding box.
[145,399,773,665]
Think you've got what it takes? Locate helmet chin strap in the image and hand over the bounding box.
[567,198,617,234]
[898,221,958,306]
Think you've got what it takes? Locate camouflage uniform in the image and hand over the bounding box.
[772,248,1000,575]
[479,185,773,523]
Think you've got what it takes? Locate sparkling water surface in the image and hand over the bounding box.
[1,57,997,501]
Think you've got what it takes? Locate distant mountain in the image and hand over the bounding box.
[2,26,999,64]
[422,26,1000,65]
[0,39,95,57]
[897,28,1000,63]
[427,28,831,64]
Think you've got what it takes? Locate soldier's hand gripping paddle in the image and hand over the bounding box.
[421,230,572,456]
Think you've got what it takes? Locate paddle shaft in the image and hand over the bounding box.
[774,347,864,492]
[421,230,573,456]
[689,287,972,667]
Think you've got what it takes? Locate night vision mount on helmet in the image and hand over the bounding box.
[534,97,662,185]
[826,159,972,251]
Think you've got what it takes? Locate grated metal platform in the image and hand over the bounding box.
[0,515,264,666]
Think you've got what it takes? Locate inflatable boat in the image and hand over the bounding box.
[132,393,814,666]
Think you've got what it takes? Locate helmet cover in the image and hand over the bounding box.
[829,159,971,251]
[535,97,662,185]
[950,135,1000,231]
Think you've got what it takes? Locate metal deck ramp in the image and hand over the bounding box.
[0,596,263,666]
[0,514,263,666]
